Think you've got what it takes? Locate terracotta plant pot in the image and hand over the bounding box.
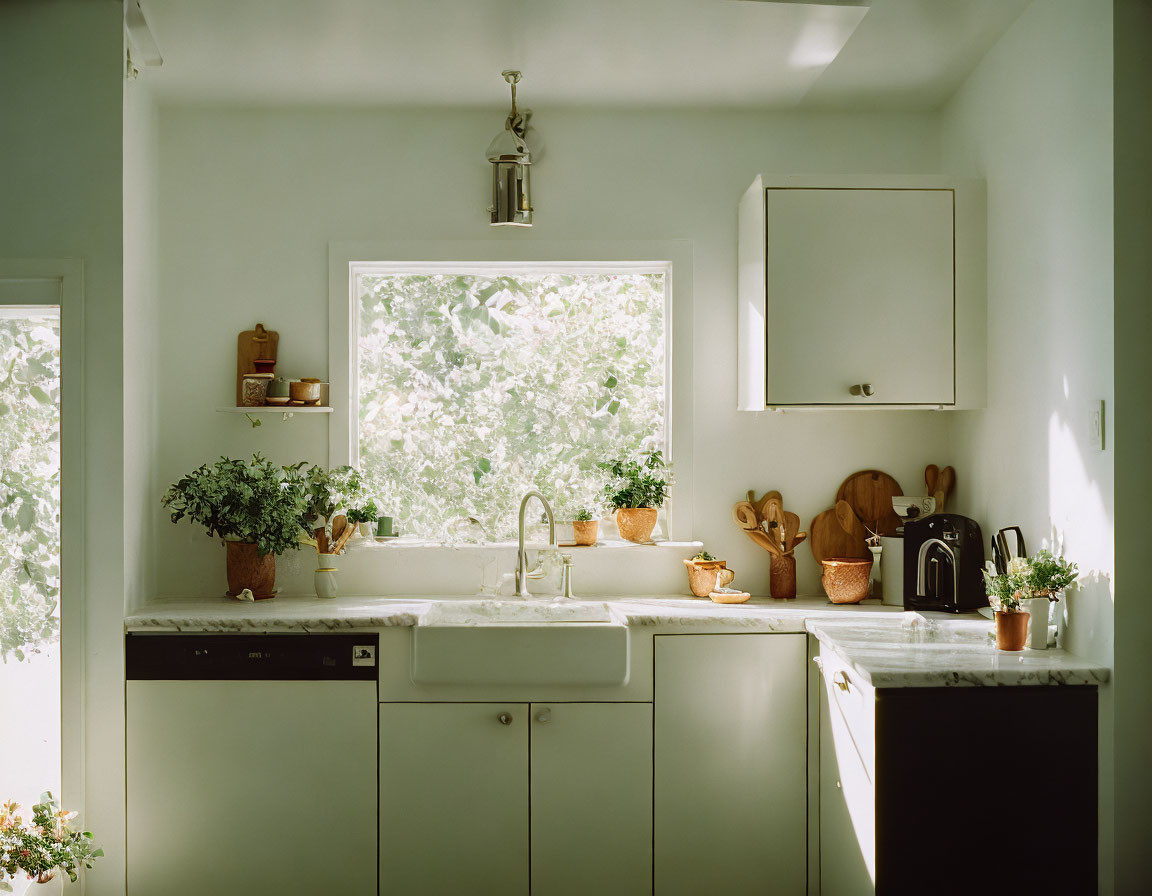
[995,610,1029,651]
[684,559,724,597]
[225,541,276,599]
[616,507,658,544]
[820,557,873,604]
[770,553,798,600]
[573,519,599,546]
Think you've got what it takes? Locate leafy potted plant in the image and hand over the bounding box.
[599,450,670,544]
[1,792,102,890]
[300,465,371,556]
[572,507,599,546]
[347,498,379,539]
[983,558,1032,650]
[162,455,307,600]
[1018,550,1078,649]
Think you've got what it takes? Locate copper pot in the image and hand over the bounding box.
[225,541,277,599]
[995,610,1029,651]
[821,557,873,604]
[684,559,723,597]
[616,507,658,544]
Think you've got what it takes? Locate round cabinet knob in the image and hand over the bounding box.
[536,709,551,723]
[498,712,513,725]
[849,383,876,397]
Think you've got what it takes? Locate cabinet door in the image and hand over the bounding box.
[379,703,528,895]
[530,703,652,896]
[818,664,876,895]
[127,681,377,896]
[764,188,954,405]
[654,635,807,894]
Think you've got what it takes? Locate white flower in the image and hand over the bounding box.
[1007,556,1031,577]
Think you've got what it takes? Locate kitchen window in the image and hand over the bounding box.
[340,261,670,542]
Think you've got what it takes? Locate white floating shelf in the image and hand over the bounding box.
[216,406,333,415]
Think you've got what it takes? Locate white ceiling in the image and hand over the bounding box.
[138,0,1030,111]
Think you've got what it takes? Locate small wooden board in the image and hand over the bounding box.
[836,469,903,537]
[810,508,872,563]
[236,323,279,405]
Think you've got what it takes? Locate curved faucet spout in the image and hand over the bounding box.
[516,490,556,599]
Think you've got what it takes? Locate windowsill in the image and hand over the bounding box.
[349,537,704,552]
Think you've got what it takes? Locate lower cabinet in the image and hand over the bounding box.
[654,634,808,895]
[816,644,1100,894]
[379,701,652,895]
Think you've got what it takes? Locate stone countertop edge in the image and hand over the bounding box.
[805,619,1111,688]
[123,595,1111,688]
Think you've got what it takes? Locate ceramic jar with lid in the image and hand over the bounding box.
[241,373,274,406]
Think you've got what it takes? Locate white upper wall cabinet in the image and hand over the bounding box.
[738,175,986,410]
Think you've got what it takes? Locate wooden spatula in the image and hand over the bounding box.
[934,466,955,512]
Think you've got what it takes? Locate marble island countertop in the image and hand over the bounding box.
[124,594,1110,688]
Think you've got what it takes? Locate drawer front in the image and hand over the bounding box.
[818,647,875,780]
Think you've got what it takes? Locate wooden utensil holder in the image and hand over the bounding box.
[769,553,797,600]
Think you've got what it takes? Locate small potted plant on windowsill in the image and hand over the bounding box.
[572,507,599,546]
[1,792,103,891]
[162,454,307,600]
[599,450,670,544]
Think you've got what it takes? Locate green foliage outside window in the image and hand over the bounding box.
[0,316,60,662]
[356,270,666,541]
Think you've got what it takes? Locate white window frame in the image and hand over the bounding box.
[329,240,694,542]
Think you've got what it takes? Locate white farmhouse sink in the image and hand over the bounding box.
[412,600,629,686]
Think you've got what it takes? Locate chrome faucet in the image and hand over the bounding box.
[916,537,959,604]
[516,489,556,599]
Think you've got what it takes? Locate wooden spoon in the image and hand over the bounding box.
[935,466,955,512]
[835,499,871,546]
[783,511,802,550]
[925,464,939,495]
[733,501,759,531]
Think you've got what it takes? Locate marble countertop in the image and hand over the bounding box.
[807,617,1110,688]
[124,594,1110,688]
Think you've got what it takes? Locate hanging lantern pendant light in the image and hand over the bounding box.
[486,70,536,227]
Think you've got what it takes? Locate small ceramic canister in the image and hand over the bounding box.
[241,373,274,407]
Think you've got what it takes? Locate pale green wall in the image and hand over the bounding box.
[124,79,159,614]
[1113,1,1152,892]
[939,1,1115,889]
[0,1,126,893]
[151,106,953,598]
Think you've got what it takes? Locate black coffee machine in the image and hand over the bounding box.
[903,513,986,612]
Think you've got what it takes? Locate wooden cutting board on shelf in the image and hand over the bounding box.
[236,323,279,405]
[810,508,872,563]
[836,469,903,537]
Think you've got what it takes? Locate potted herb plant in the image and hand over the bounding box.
[982,558,1032,650]
[1,792,102,890]
[162,455,307,599]
[572,507,599,546]
[1019,550,1079,649]
[599,450,670,544]
[347,498,379,539]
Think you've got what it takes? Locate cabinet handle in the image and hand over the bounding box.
[834,670,852,692]
[497,712,513,725]
[849,383,875,397]
[536,709,551,723]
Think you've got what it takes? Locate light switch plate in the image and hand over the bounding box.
[1088,399,1105,451]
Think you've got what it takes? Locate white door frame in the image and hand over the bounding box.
[0,259,86,822]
